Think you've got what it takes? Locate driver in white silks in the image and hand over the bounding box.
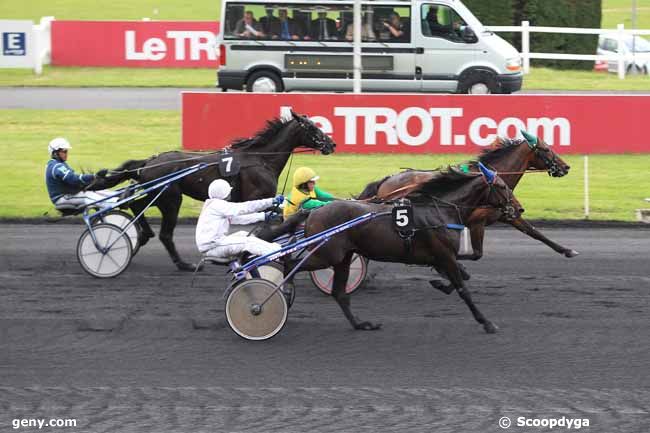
[195,179,285,261]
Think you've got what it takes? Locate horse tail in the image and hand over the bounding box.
[356,176,390,200]
[97,159,148,188]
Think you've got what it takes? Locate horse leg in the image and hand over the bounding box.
[507,216,579,258]
[129,197,155,246]
[429,257,497,334]
[433,262,471,282]
[157,189,195,271]
[331,252,382,331]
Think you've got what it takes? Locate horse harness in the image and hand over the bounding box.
[388,179,518,256]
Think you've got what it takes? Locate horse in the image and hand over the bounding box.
[92,112,336,271]
[290,164,522,334]
[357,131,577,263]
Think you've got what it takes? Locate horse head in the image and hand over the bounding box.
[478,162,524,221]
[291,111,336,155]
[521,130,570,178]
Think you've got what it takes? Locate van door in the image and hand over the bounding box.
[415,3,480,92]
[359,5,419,92]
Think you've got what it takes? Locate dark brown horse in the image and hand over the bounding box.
[292,165,522,334]
[357,131,576,263]
[93,112,335,270]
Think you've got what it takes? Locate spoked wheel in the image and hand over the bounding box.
[310,253,368,295]
[247,262,294,308]
[77,223,133,278]
[225,278,288,341]
[97,210,141,255]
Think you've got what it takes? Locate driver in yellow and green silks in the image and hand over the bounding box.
[283,167,336,218]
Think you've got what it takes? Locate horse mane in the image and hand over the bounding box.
[413,166,482,198]
[357,175,391,200]
[229,117,290,150]
[478,137,526,165]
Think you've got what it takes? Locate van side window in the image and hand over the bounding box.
[223,3,411,43]
[603,38,618,52]
[421,4,468,42]
[224,3,313,40]
[366,6,411,43]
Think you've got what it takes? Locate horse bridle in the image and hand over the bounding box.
[294,115,334,153]
[484,181,519,221]
[527,141,565,177]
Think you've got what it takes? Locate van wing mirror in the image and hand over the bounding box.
[461,26,477,43]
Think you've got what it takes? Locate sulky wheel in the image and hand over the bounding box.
[248,262,284,285]
[225,278,288,341]
[77,223,133,278]
[97,210,141,255]
[310,253,368,295]
[247,262,294,308]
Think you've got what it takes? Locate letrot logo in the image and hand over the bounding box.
[2,32,26,56]
[124,30,216,61]
[280,106,572,147]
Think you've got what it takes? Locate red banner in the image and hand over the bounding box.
[182,93,650,154]
[52,21,219,68]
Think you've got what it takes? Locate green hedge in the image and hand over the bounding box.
[522,0,602,69]
[465,0,602,70]
[463,0,516,45]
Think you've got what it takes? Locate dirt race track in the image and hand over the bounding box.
[1,223,649,432]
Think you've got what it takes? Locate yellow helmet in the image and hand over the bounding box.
[292,167,319,187]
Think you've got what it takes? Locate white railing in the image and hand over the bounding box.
[487,21,650,79]
[33,16,54,74]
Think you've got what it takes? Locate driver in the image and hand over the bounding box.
[196,179,285,260]
[283,167,336,218]
[45,137,117,210]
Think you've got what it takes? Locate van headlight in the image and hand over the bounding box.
[506,57,522,72]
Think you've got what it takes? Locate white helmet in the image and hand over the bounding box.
[208,179,232,199]
[48,137,72,155]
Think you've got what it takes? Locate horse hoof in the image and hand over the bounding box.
[176,262,197,272]
[139,233,154,247]
[565,249,580,258]
[429,280,454,295]
[356,321,382,331]
[483,321,498,334]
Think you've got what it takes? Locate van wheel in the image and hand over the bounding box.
[246,71,284,93]
[626,64,644,76]
[459,70,499,94]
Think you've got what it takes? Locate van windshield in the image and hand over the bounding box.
[447,1,484,33]
[222,2,411,43]
[626,36,650,53]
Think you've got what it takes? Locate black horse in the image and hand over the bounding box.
[290,166,522,334]
[93,112,336,270]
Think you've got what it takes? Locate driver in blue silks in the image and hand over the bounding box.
[45,137,117,210]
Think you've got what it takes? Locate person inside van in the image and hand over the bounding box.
[271,8,303,40]
[235,11,265,39]
[310,11,338,41]
[382,12,408,42]
[344,12,376,41]
[260,7,280,36]
[425,6,462,40]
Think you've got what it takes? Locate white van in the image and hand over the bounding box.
[217,0,523,94]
